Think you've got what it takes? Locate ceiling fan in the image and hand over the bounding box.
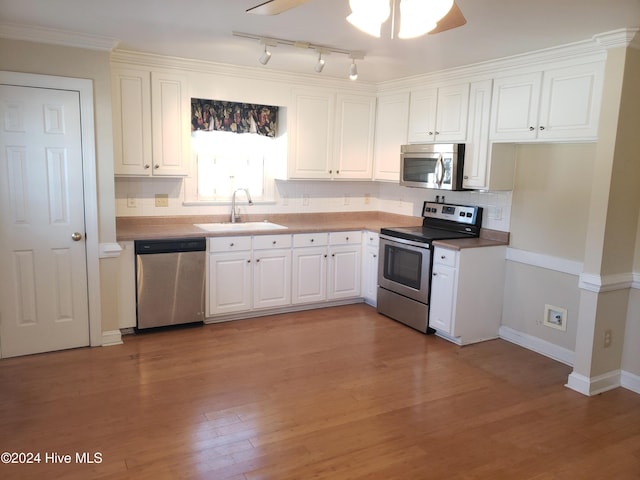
[246,0,466,35]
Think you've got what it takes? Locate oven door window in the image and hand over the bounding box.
[383,244,423,290]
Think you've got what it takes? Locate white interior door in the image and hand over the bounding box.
[0,85,90,358]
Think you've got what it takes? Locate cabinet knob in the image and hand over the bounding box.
[256,259,260,263]
[529,126,535,131]
[272,240,277,245]
[247,259,251,263]
[428,131,434,136]
[441,255,446,259]
[310,238,314,243]
[336,170,339,174]
[433,272,438,276]
[144,164,150,169]
[154,164,159,169]
[539,125,545,130]
[373,254,377,258]
[230,243,234,247]
[463,175,469,179]
[435,131,440,135]
[324,254,327,258]
[346,236,349,241]
[329,170,332,174]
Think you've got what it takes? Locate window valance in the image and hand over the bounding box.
[191,98,278,137]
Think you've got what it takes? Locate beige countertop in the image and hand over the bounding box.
[116,211,509,248]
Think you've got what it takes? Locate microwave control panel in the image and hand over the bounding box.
[422,202,480,225]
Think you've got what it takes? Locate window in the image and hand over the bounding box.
[184,129,284,204]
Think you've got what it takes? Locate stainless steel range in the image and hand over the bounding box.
[377,201,482,333]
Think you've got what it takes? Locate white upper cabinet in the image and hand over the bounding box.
[407,83,469,143]
[289,89,334,179]
[490,62,603,142]
[289,89,376,180]
[112,66,190,176]
[333,94,376,179]
[373,92,410,182]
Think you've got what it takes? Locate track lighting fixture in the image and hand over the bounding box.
[349,59,358,81]
[258,44,272,65]
[314,51,325,73]
[233,31,365,80]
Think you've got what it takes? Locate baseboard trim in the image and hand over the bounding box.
[621,370,640,394]
[566,370,621,396]
[499,325,574,366]
[101,329,123,346]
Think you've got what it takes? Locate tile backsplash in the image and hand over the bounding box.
[115,177,512,232]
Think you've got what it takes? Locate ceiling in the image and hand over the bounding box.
[1,0,639,82]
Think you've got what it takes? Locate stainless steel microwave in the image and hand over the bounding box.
[400,143,465,190]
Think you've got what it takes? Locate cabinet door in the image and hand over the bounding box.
[429,263,456,334]
[328,245,361,300]
[150,71,190,176]
[289,89,334,179]
[435,83,469,142]
[537,63,603,141]
[489,72,542,141]
[407,87,437,143]
[112,68,152,175]
[208,252,252,315]
[373,93,409,181]
[253,249,292,310]
[463,80,492,189]
[334,94,376,179]
[292,247,327,304]
[362,244,379,306]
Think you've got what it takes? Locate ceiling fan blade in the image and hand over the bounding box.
[429,1,466,34]
[246,0,312,15]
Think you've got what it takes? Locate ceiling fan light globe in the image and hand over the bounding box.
[347,0,391,38]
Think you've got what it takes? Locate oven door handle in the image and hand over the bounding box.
[435,155,445,188]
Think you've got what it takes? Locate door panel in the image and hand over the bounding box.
[0,85,90,358]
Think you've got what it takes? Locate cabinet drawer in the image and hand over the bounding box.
[433,247,457,267]
[293,232,329,248]
[208,236,252,252]
[329,231,362,245]
[253,234,292,250]
[364,231,379,247]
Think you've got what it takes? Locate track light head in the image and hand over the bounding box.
[258,44,272,65]
[349,60,358,81]
[315,52,325,73]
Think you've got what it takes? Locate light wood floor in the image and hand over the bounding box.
[1,304,639,479]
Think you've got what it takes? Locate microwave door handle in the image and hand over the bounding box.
[435,155,445,187]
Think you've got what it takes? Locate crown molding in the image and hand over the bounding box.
[593,27,640,50]
[0,22,119,51]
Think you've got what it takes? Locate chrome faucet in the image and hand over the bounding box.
[230,188,253,223]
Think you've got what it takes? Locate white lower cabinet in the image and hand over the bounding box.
[207,236,253,316]
[292,231,362,305]
[429,245,506,345]
[361,231,380,306]
[208,235,293,316]
[252,235,292,310]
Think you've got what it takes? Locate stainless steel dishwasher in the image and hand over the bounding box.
[135,237,206,330]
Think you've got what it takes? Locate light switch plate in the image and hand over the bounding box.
[155,194,169,207]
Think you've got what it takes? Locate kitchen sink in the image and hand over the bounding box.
[194,221,288,232]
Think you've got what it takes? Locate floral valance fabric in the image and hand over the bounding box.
[191,98,278,137]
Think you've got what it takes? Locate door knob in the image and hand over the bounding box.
[71,232,83,241]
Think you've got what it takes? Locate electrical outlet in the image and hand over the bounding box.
[302,194,310,206]
[344,195,350,205]
[155,193,169,207]
[604,329,612,348]
[364,193,370,205]
[126,195,136,208]
[543,304,567,331]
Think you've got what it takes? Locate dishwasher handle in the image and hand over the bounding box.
[135,237,206,255]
